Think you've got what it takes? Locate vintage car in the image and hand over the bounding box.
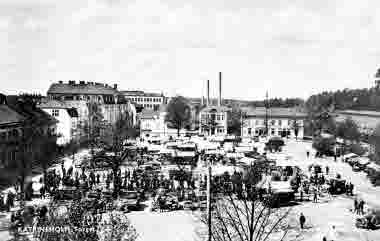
[356,210,380,230]
[54,187,80,201]
[115,190,141,212]
[327,178,346,195]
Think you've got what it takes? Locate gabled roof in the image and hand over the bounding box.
[48,82,119,95]
[243,107,307,118]
[6,96,57,126]
[0,105,25,126]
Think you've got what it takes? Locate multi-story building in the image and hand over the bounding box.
[121,90,166,111]
[242,107,306,138]
[38,100,79,145]
[0,94,57,168]
[47,81,137,132]
[199,73,230,136]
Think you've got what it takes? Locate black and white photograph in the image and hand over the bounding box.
[1,0,380,240]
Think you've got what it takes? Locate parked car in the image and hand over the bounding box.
[356,210,380,230]
[116,190,141,211]
[327,178,346,195]
[54,187,79,201]
[180,200,195,210]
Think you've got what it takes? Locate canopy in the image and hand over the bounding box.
[356,157,370,165]
[342,153,358,159]
[226,152,245,159]
[366,162,380,171]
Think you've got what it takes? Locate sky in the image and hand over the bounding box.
[1,0,380,100]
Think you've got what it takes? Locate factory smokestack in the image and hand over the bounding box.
[218,72,222,106]
[207,79,210,106]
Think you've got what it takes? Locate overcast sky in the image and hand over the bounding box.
[1,0,379,100]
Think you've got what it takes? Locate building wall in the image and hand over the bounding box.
[0,126,22,168]
[124,95,164,110]
[242,117,304,139]
[199,110,228,136]
[41,108,75,145]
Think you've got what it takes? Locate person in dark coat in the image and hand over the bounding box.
[299,213,306,229]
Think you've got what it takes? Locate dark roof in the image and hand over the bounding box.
[243,107,307,118]
[48,82,119,95]
[6,96,57,126]
[200,105,231,112]
[66,108,79,118]
[0,105,25,126]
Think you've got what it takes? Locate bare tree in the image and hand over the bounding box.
[200,163,292,241]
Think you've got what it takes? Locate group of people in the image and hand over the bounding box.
[353,198,366,215]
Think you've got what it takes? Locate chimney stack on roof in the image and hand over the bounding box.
[114,84,118,90]
[218,72,222,107]
[58,80,63,84]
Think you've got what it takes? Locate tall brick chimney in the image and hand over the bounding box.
[218,72,222,106]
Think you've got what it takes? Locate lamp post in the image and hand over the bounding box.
[206,156,212,241]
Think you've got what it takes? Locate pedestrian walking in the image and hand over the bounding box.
[306,150,310,158]
[325,166,329,175]
[300,189,303,201]
[313,189,318,203]
[354,199,358,214]
[299,213,306,229]
[359,200,365,215]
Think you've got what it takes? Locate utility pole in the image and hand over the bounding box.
[207,157,212,241]
[265,91,269,135]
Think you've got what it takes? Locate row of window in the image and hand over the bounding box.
[128,97,162,103]
[201,113,225,121]
[246,128,292,136]
[246,119,299,126]
[0,129,20,141]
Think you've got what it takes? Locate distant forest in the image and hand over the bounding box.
[305,87,380,112]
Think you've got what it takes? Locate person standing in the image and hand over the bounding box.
[299,213,306,229]
[325,166,329,175]
[313,189,318,203]
[354,199,358,214]
[306,150,310,158]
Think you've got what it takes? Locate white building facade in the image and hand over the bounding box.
[242,107,306,139]
[122,90,166,110]
[38,100,79,145]
[199,106,229,136]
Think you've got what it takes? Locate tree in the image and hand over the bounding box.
[336,117,361,147]
[165,96,191,136]
[33,201,138,241]
[101,115,132,197]
[199,163,292,241]
[227,106,242,136]
[369,124,380,163]
[312,135,335,156]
